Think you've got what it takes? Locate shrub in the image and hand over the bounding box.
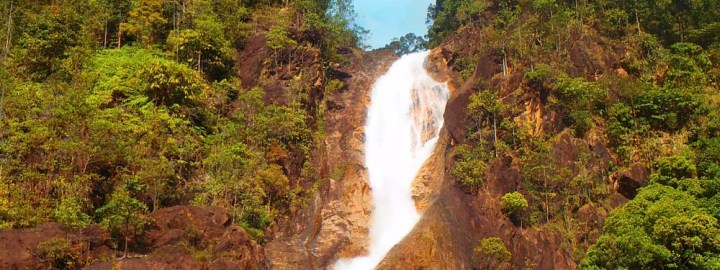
[36,238,82,270]
[500,192,528,219]
[475,237,511,269]
[324,79,345,94]
[451,145,488,192]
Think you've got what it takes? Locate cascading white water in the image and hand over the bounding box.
[334,51,450,270]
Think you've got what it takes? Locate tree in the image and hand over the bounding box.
[665,42,711,87]
[121,0,168,48]
[96,186,149,257]
[99,0,132,48]
[468,90,506,157]
[475,237,511,269]
[382,33,428,55]
[165,0,236,80]
[13,3,83,80]
[53,195,91,228]
[427,0,468,47]
[1,0,15,60]
[651,154,697,189]
[266,24,297,67]
[552,76,604,137]
[635,86,702,132]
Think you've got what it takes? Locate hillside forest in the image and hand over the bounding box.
[0,0,719,269]
[431,0,720,268]
[0,0,363,256]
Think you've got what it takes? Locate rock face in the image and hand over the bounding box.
[0,42,625,269]
[0,206,264,270]
[263,50,397,269]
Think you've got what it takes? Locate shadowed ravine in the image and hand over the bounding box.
[334,51,450,270]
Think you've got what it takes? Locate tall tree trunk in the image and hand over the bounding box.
[197,52,201,72]
[493,114,498,158]
[117,25,122,49]
[3,1,13,60]
[104,20,108,48]
[124,235,129,258]
[502,51,507,77]
[543,165,548,223]
[680,22,684,42]
[123,220,130,258]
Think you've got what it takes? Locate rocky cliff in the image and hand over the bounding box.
[264,43,610,269]
[0,42,633,269]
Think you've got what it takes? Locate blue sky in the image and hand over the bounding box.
[352,0,434,49]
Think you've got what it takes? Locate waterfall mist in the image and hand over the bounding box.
[334,51,450,270]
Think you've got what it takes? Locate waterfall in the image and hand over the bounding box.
[334,51,450,270]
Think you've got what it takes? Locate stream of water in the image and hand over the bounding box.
[334,51,450,270]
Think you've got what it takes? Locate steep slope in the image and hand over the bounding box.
[2,1,718,269]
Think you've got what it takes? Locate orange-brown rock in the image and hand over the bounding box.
[411,129,447,213]
[424,48,454,86]
[264,49,398,269]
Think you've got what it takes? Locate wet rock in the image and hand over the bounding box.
[424,47,453,85]
[412,129,448,212]
[442,48,499,144]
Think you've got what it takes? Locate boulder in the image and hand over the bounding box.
[615,162,650,199]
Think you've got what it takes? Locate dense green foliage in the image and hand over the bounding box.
[582,154,720,268]
[432,0,720,266]
[0,0,363,253]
